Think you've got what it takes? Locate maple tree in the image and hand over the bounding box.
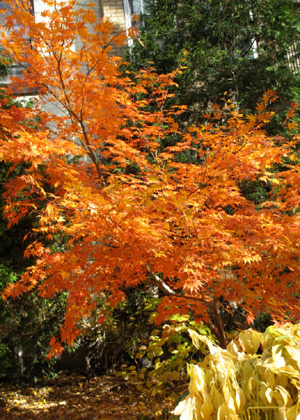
[0,57,68,378]
[1,0,300,354]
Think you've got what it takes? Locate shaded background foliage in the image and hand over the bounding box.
[129,0,300,124]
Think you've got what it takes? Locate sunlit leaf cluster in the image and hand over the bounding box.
[174,324,300,420]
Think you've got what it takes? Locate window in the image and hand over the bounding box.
[124,0,149,31]
[0,0,34,87]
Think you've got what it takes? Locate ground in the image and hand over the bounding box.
[0,373,185,419]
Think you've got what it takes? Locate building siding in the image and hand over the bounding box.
[103,0,126,29]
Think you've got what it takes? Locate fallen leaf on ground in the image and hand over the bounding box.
[0,373,186,419]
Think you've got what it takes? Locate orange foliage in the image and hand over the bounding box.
[1,0,300,351]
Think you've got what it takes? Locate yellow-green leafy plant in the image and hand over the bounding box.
[173,324,300,420]
[116,314,213,396]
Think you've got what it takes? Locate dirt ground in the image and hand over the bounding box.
[0,373,185,419]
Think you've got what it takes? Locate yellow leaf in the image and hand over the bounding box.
[234,388,246,412]
[238,329,262,354]
[201,392,214,420]
[273,385,292,407]
[286,403,300,420]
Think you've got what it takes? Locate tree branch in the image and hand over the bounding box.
[146,266,176,296]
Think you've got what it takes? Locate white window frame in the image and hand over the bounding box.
[123,0,146,28]
[123,0,148,45]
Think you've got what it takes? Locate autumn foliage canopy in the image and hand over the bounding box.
[1,0,300,354]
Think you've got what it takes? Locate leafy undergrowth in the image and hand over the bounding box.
[0,373,186,419]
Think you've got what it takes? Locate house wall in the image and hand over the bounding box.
[33,0,104,25]
[33,0,126,54]
[0,0,128,91]
[34,0,125,31]
[103,0,126,30]
[30,0,127,126]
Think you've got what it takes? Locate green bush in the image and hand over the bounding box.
[116,311,214,396]
[129,0,300,126]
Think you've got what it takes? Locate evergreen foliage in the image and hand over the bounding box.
[130,0,300,123]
